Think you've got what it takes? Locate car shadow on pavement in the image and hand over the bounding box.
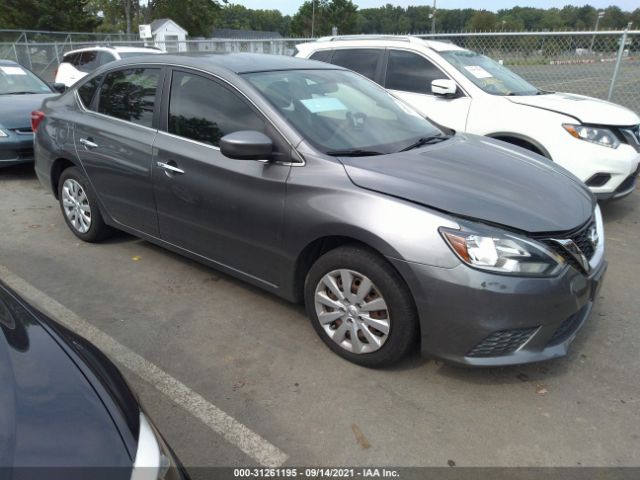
[1,163,37,180]
[599,194,638,223]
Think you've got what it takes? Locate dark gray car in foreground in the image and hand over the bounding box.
[33,53,606,367]
[0,281,186,480]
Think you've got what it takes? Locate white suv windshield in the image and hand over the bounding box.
[441,49,541,96]
[244,69,443,155]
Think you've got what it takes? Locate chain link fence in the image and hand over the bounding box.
[1,30,638,114]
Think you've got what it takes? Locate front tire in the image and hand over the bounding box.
[58,167,113,242]
[304,245,419,368]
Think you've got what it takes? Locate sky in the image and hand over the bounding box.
[232,1,638,16]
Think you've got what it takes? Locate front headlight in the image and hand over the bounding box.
[440,226,565,276]
[0,129,8,137]
[563,124,620,149]
[131,412,182,480]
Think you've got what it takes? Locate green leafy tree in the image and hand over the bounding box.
[291,0,358,37]
[466,10,498,31]
[150,0,221,37]
[0,0,100,31]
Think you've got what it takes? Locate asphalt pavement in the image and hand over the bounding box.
[1,163,639,470]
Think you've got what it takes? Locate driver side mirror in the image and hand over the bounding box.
[220,130,273,161]
[431,79,457,97]
[51,82,67,94]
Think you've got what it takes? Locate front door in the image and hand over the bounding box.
[152,69,291,286]
[74,67,161,235]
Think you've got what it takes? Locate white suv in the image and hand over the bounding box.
[296,36,640,200]
[55,46,162,87]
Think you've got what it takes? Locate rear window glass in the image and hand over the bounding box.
[97,68,160,127]
[330,49,382,81]
[310,50,333,63]
[76,51,100,73]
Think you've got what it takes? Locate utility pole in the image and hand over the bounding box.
[589,10,604,52]
[430,0,437,34]
[311,0,316,38]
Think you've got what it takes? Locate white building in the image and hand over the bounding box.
[149,18,188,52]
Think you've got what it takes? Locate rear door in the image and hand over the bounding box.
[74,66,162,235]
[383,49,471,131]
[152,68,291,285]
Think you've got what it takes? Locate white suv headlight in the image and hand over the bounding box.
[563,124,620,149]
[440,226,566,277]
[0,129,8,137]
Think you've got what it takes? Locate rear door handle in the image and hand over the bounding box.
[156,161,184,175]
[79,137,98,149]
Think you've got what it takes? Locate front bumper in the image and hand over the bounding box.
[390,257,607,367]
[0,132,35,167]
[595,163,639,201]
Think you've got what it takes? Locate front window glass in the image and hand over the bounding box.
[386,50,447,94]
[244,69,442,154]
[0,65,52,94]
[168,71,265,146]
[97,68,159,127]
[440,49,540,96]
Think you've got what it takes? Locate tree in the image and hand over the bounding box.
[0,0,100,31]
[150,0,221,37]
[291,0,358,37]
[214,5,291,35]
[466,10,498,31]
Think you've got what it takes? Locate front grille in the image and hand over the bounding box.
[539,217,597,273]
[619,125,640,152]
[467,327,538,357]
[548,307,586,346]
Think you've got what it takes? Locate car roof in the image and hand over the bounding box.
[296,35,465,54]
[112,52,344,74]
[63,45,161,56]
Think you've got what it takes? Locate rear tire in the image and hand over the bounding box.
[58,167,113,242]
[304,245,419,368]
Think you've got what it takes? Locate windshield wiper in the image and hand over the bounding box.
[4,91,40,95]
[326,149,384,157]
[399,134,451,152]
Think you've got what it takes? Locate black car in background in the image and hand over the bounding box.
[0,281,187,480]
[0,60,60,168]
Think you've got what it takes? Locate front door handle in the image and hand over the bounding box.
[156,161,184,175]
[79,137,98,149]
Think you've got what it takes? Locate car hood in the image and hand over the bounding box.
[507,92,640,126]
[0,286,133,469]
[339,134,594,233]
[0,93,56,129]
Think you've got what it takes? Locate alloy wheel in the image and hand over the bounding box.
[314,269,391,354]
[61,178,91,234]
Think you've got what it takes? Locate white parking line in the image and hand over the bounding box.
[0,264,288,468]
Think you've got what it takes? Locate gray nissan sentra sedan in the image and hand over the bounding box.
[33,53,607,367]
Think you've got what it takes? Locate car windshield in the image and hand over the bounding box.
[244,69,444,155]
[0,65,52,95]
[440,49,541,96]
